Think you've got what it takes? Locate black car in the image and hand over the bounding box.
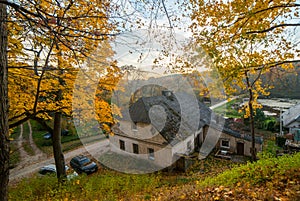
[70,155,98,174]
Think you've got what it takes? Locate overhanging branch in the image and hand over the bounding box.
[247,23,300,34]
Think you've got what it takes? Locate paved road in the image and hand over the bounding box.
[9,138,109,183]
[209,96,238,110]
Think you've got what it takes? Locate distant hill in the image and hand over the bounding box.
[261,62,300,98]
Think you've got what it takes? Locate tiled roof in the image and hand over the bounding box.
[282,104,300,127]
[117,91,262,145]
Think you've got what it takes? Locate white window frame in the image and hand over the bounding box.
[221,139,230,149]
[148,148,155,160]
[131,122,138,131]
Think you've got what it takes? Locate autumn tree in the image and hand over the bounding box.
[0,0,119,199]
[190,0,300,161]
[0,0,184,199]
[72,45,120,137]
[0,0,9,200]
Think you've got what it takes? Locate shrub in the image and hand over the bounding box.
[198,152,300,187]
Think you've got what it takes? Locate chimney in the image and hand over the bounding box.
[162,90,172,97]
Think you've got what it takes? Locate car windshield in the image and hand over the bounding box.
[79,158,90,165]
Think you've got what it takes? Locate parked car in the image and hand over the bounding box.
[43,132,52,139]
[39,164,78,180]
[70,155,98,174]
[39,164,69,175]
[43,129,70,139]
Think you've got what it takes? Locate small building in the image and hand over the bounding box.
[110,91,263,171]
[213,126,263,157]
[282,103,300,141]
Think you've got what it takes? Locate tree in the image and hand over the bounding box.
[0,0,9,200]
[190,0,300,161]
[0,0,117,199]
[1,0,181,199]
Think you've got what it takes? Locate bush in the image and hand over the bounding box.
[198,152,300,187]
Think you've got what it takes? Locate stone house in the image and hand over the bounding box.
[110,91,263,170]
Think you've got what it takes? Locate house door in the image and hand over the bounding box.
[237,142,244,155]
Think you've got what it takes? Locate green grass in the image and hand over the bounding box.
[8,144,300,201]
[32,130,80,155]
[10,126,21,140]
[8,171,162,201]
[19,122,35,156]
[22,122,30,141]
[9,143,20,168]
[32,126,105,155]
[213,99,243,118]
[22,142,35,156]
[29,119,107,155]
[9,126,22,168]
[263,140,282,157]
[197,152,300,187]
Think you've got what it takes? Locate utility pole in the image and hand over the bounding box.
[280,107,283,136]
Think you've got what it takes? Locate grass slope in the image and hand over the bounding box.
[154,152,300,201]
[8,153,300,201]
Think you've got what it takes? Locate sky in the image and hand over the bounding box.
[108,0,197,76]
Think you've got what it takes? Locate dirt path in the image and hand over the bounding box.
[13,121,47,170]
[17,124,29,161]
[27,121,45,157]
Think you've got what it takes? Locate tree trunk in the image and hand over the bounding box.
[0,1,9,200]
[52,111,66,181]
[248,94,257,161]
[245,71,257,162]
[52,48,66,181]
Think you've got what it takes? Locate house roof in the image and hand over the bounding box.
[129,92,211,146]
[282,104,300,127]
[222,119,264,144]
[116,91,262,146]
[219,125,263,144]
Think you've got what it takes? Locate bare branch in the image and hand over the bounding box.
[161,0,172,28]
[247,23,300,34]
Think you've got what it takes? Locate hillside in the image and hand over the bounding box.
[262,62,300,99]
[9,152,300,200]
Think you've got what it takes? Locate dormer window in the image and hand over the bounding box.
[131,122,137,131]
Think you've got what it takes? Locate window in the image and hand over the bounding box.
[131,122,138,131]
[148,148,155,160]
[119,140,125,151]
[79,158,90,165]
[133,143,139,154]
[221,139,230,148]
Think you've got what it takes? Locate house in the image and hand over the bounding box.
[282,103,300,143]
[282,104,300,130]
[110,91,263,171]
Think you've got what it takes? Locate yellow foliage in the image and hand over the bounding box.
[7,0,119,131]
[190,0,298,114]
